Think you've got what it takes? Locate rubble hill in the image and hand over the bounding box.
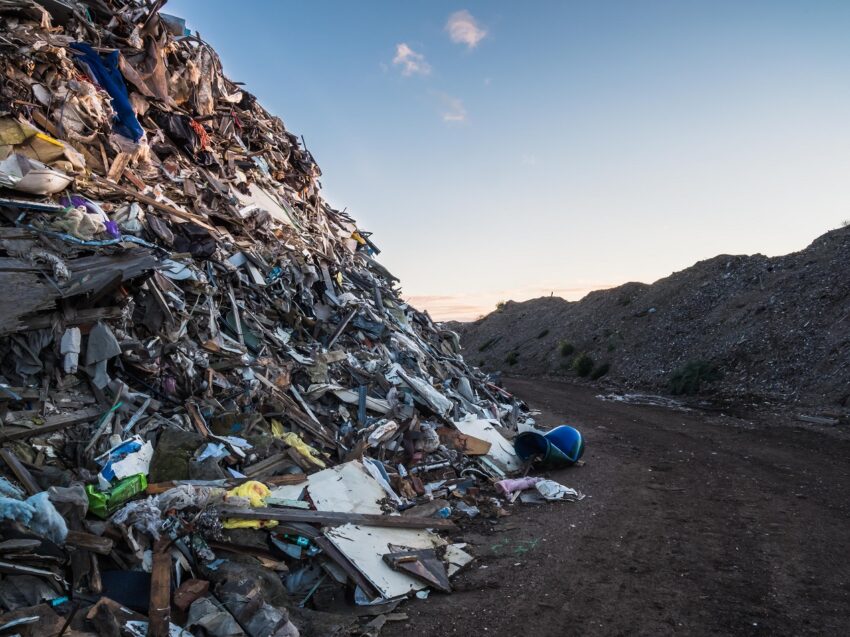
[457,226,850,408]
[0,3,537,635]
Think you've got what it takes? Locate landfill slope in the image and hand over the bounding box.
[457,226,850,407]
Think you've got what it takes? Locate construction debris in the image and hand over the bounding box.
[0,2,585,635]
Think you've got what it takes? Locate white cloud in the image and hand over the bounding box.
[440,94,467,122]
[446,10,487,49]
[392,43,431,76]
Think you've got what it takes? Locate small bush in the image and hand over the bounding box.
[496,301,506,312]
[669,360,719,395]
[505,351,519,366]
[572,353,594,377]
[536,328,549,339]
[607,343,616,352]
[559,341,575,356]
[590,362,610,380]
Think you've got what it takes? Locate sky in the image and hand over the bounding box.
[167,0,850,320]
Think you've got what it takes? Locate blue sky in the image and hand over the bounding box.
[167,1,850,319]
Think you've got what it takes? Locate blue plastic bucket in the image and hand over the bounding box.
[514,425,584,469]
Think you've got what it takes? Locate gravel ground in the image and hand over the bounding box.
[383,378,850,637]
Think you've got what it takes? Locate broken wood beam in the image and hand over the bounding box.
[0,448,40,495]
[243,452,291,478]
[218,507,456,530]
[145,473,307,495]
[93,177,219,232]
[0,406,102,442]
[148,549,172,637]
[65,530,115,555]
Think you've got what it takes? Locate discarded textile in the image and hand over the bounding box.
[70,43,145,142]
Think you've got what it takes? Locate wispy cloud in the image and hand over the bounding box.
[392,43,431,76]
[439,93,467,122]
[446,10,487,49]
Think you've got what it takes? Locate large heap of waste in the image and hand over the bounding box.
[0,2,585,636]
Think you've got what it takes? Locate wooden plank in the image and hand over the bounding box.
[19,306,123,333]
[0,449,39,495]
[218,507,456,530]
[93,177,219,232]
[148,549,171,637]
[0,406,102,442]
[265,474,309,486]
[243,452,290,478]
[65,530,114,555]
[185,401,210,438]
[0,387,38,402]
[146,473,307,495]
[437,427,492,456]
[0,257,45,272]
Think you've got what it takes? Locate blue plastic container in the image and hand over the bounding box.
[514,425,584,469]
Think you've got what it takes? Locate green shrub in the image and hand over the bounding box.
[590,362,610,380]
[607,343,616,352]
[572,353,594,377]
[559,341,575,356]
[536,328,549,339]
[669,360,719,395]
[505,351,519,366]
[496,301,506,312]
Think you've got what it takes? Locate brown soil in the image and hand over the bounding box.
[383,378,850,637]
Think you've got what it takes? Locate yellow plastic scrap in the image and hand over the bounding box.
[0,117,85,169]
[271,419,326,469]
[222,480,277,529]
[279,430,326,469]
[34,132,64,148]
[351,231,367,245]
[270,419,286,438]
[227,480,271,507]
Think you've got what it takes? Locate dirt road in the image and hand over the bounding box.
[384,378,850,637]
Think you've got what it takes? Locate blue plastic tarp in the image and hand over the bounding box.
[70,42,144,142]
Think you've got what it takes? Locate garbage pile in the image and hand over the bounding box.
[0,2,585,636]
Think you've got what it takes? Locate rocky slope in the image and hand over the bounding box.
[455,226,850,408]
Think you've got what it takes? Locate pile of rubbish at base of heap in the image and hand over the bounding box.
[0,2,586,636]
